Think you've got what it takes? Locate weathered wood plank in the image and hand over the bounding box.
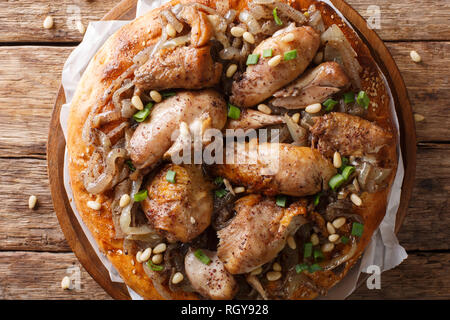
[0,251,111,300]
[350,252,450,299]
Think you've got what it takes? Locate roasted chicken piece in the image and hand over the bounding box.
[310,112,393,158]
[211,142,336,197]
[217,194,308,274]
[129,90,227,169]
[271,62,350,109]
[141,164,213,243]
[133,45,222,91]
[224,109,284,131]
[185,249,238,300]
[230,26,320,108]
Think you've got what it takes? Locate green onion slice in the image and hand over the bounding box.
[303,242,313,258]
[343,92,355,104]
[313,193,321,206]
[162,91,177,98]
[273,7,283,26]
[263,48,273,58]
[340,236,350,244]
[329,174,346,191]
[323,98,338,112]
[314,249,324,261]
[246,54,260,65]
[215,189,228,198]
[133,190,148,202]
[147,260,164,271]
[308,263,322,273]
[194,249,211,265]
[228,103,241,120]
[340,157,349,171]
[166,170,176,183]
[341,166,355,180]
[276,195,287,207]
[126,160,136,172]
[133,102,153,123]
[284,49,298,61]
[214,177,224,185]
[351,222,364,237]
[295,264,309,274]
[357,91,370,109]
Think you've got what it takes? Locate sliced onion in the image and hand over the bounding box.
[253,1,307,25]
[320,237,358,271]
[112,80,134,112]
[142,260,173,299]
[248,3,273,20]
[161,34,191,49]
[162,9,184,33]
[150,16,168,57]
[92,110,122,128]
[239,10,261,34]
[246,275,268,300]
[220,46,240,60]
[284,114,308,146]
[224,9,237,23]
[215,31,231,48]
[308,9,325,33]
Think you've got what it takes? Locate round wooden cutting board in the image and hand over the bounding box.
[47,0,416,300]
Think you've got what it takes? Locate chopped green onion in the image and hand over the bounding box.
[313,193,321,206]
[246,54,260,65]
[215,189,228,198]
[323,98,338,112]
[303,242,313,258]
[340,236,350,244]
[351,222,364,237]
[314,249,324,262]
[228,103,241,119]
[276,195,287,207]
[263,48,273,58]
[133,102,153,122]
[214,177,224,185]
[194,249,211,265]
[162,91,176,98]
[284,49,298,61]
[147,260,164,271]
[166,170,176,183]
[357,91,370,109]
[340,157,349,170]
[134,190,148,202]
[329,174,346,191]
[273,7,283,26]
[295,264,309,274]
[343,92,355,104]
[126,160,136,172]
[341,166,355,180]
[308,263,322,273]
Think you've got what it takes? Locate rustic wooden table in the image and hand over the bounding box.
[0,0,448,300]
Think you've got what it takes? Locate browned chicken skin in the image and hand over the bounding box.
[224,109,284,131]
[211,143,336,197]
[230,26,320,108]
[217,194,308,274]
[141,164,213,243]
[271,62,350,109]
[310,112,393,158]
[133,45,222,91]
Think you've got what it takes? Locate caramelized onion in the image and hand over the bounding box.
[220,46,240,60]
[162,9,184,33]
[161,34,191,49]
[320,237,358,271]
[284,114,307,146]
[239,10,261,34]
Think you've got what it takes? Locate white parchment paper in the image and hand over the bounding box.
[59,0,407,300]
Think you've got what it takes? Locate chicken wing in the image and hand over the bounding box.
[310,112,393,158]
[217,194,308,274]
[230,26,320,108]
[271,62,350,109]
[141,164,213,243]
[129,90,227,169]
[211,143,336,197]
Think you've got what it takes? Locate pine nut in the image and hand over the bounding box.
[140,248,152,262]
[226,64,238,78]
[190,216,196,224]
[313,51,323,64]
[87,201,101,210]
[333,151,342,168]
[43,16,54,29]
[231,26,245,37]
[152,253,163,264]
[353,178,360,192]
[291,113,300,124]
[266,271,282,281]
[153,243,167,254]
[281,33,295,42]
[332,217,346,229]
[119,194,131,208]
[410,50,421,63]
[166,23,177,37]
[76,21,85,35]
[131,95,144,110]
[61,276,71,290]
[414,114,425,122]
[257,104,272,114]
[273,262,282,272]
[287,235,297,249]
[250,267,262,276]
[234,186,245,194]
[328,234,340,243]
[150,90,162,103]
[136,250,142,263]
[243,32,255,44]
[310,233,319,246]
[351,193,362,206]
[172,272,184,284]
[327,222,336,235]
[28,195,37,209]
[305,103,322,114]
[321,242,335,253]
[268,55,282,67]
